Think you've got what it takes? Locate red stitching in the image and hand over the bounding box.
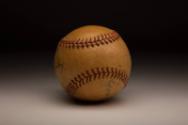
[59,31,120,49]
[66,67,128,95]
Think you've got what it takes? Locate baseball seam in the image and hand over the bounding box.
[59,31,120,49]
[66,67,128,95]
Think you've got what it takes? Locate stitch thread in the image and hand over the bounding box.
[66,67,128,95]
[59,31,120,49]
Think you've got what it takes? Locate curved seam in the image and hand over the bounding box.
[59,31,120,49]
[66,67,128,95]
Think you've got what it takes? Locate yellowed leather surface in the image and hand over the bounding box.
[55,25,132,101]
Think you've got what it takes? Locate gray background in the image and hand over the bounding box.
[0,52,187,125]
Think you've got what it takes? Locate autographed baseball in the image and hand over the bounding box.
[55,25,132,101]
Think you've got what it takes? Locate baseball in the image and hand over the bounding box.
[54,25,132,101]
